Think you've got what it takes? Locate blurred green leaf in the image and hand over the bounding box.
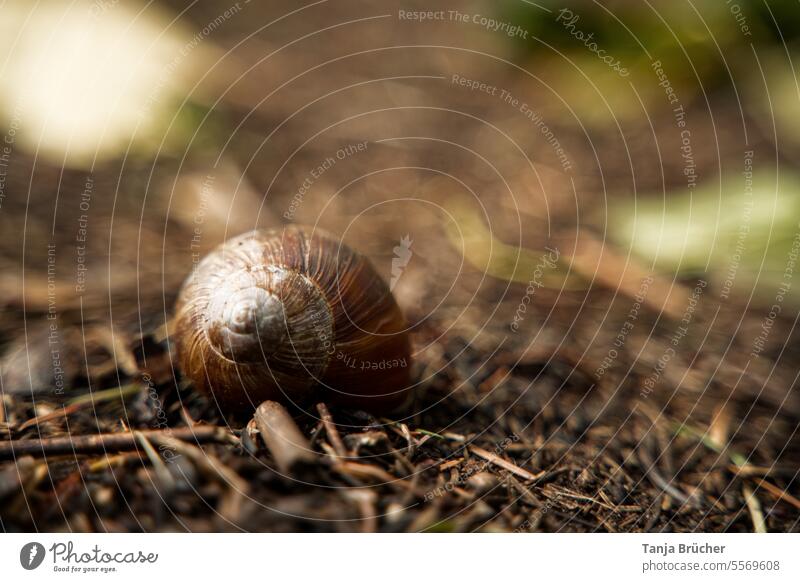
[612,171,800,304]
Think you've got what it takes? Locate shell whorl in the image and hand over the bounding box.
[187,237,335,379]
[205,279,287,362]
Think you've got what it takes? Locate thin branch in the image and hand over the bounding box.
[0,425,233,460]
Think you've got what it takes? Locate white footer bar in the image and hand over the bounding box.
[1,533,797,581]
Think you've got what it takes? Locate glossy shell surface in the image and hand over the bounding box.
[175,226,411,414]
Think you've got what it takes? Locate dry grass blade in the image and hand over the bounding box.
[752,478,800,511]
[333,461,414,492]
[17,383,142,431]
[742,483,768,533]
[468,445,545,482]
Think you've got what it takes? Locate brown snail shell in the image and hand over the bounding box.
[174,226,412,414]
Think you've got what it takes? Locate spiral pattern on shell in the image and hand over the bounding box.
[174,226,412,414]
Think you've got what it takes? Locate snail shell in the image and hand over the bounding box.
[174,226,412,414]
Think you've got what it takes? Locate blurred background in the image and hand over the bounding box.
[2,1,799,314]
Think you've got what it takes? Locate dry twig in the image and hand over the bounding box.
[0,425,232,459]
[316,402,347,458]
[468,445,545,482]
